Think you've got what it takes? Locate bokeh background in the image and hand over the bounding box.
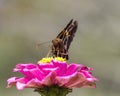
[0,0,120,96]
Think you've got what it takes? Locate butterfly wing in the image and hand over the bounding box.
[52,19,78,60]
[56,19,74,39]
[62,20,78,51]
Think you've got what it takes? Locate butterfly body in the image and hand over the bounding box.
[51,19,78,60]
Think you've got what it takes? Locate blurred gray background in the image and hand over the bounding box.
[0,0,120,96]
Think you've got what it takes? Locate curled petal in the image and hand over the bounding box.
[7,77,28,90]
[7,77,19,88]
[13,64,37,72]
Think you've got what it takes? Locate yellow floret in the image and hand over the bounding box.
[54,57,66,62]
[38,57,53,64]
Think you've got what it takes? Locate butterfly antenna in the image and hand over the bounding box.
[36,41,50,50]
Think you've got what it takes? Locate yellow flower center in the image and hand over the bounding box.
[38,57,66,64]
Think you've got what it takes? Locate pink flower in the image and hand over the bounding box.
[7,58,97,90]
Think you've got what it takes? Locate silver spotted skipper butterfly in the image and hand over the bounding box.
[51,19,78,60]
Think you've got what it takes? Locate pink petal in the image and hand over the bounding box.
[55,72,78,86]
[13,64,37,72]
[22,68,45,80]
[25,78,43,88]
[52,61,67,76]
[66,64,82,75]
[7,77,19,88]
[16,82,26,90]
[41,71,56,86]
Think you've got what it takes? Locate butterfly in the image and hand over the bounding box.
[51,19,78,60]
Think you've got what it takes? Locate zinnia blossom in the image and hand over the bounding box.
[7,57,97,91]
